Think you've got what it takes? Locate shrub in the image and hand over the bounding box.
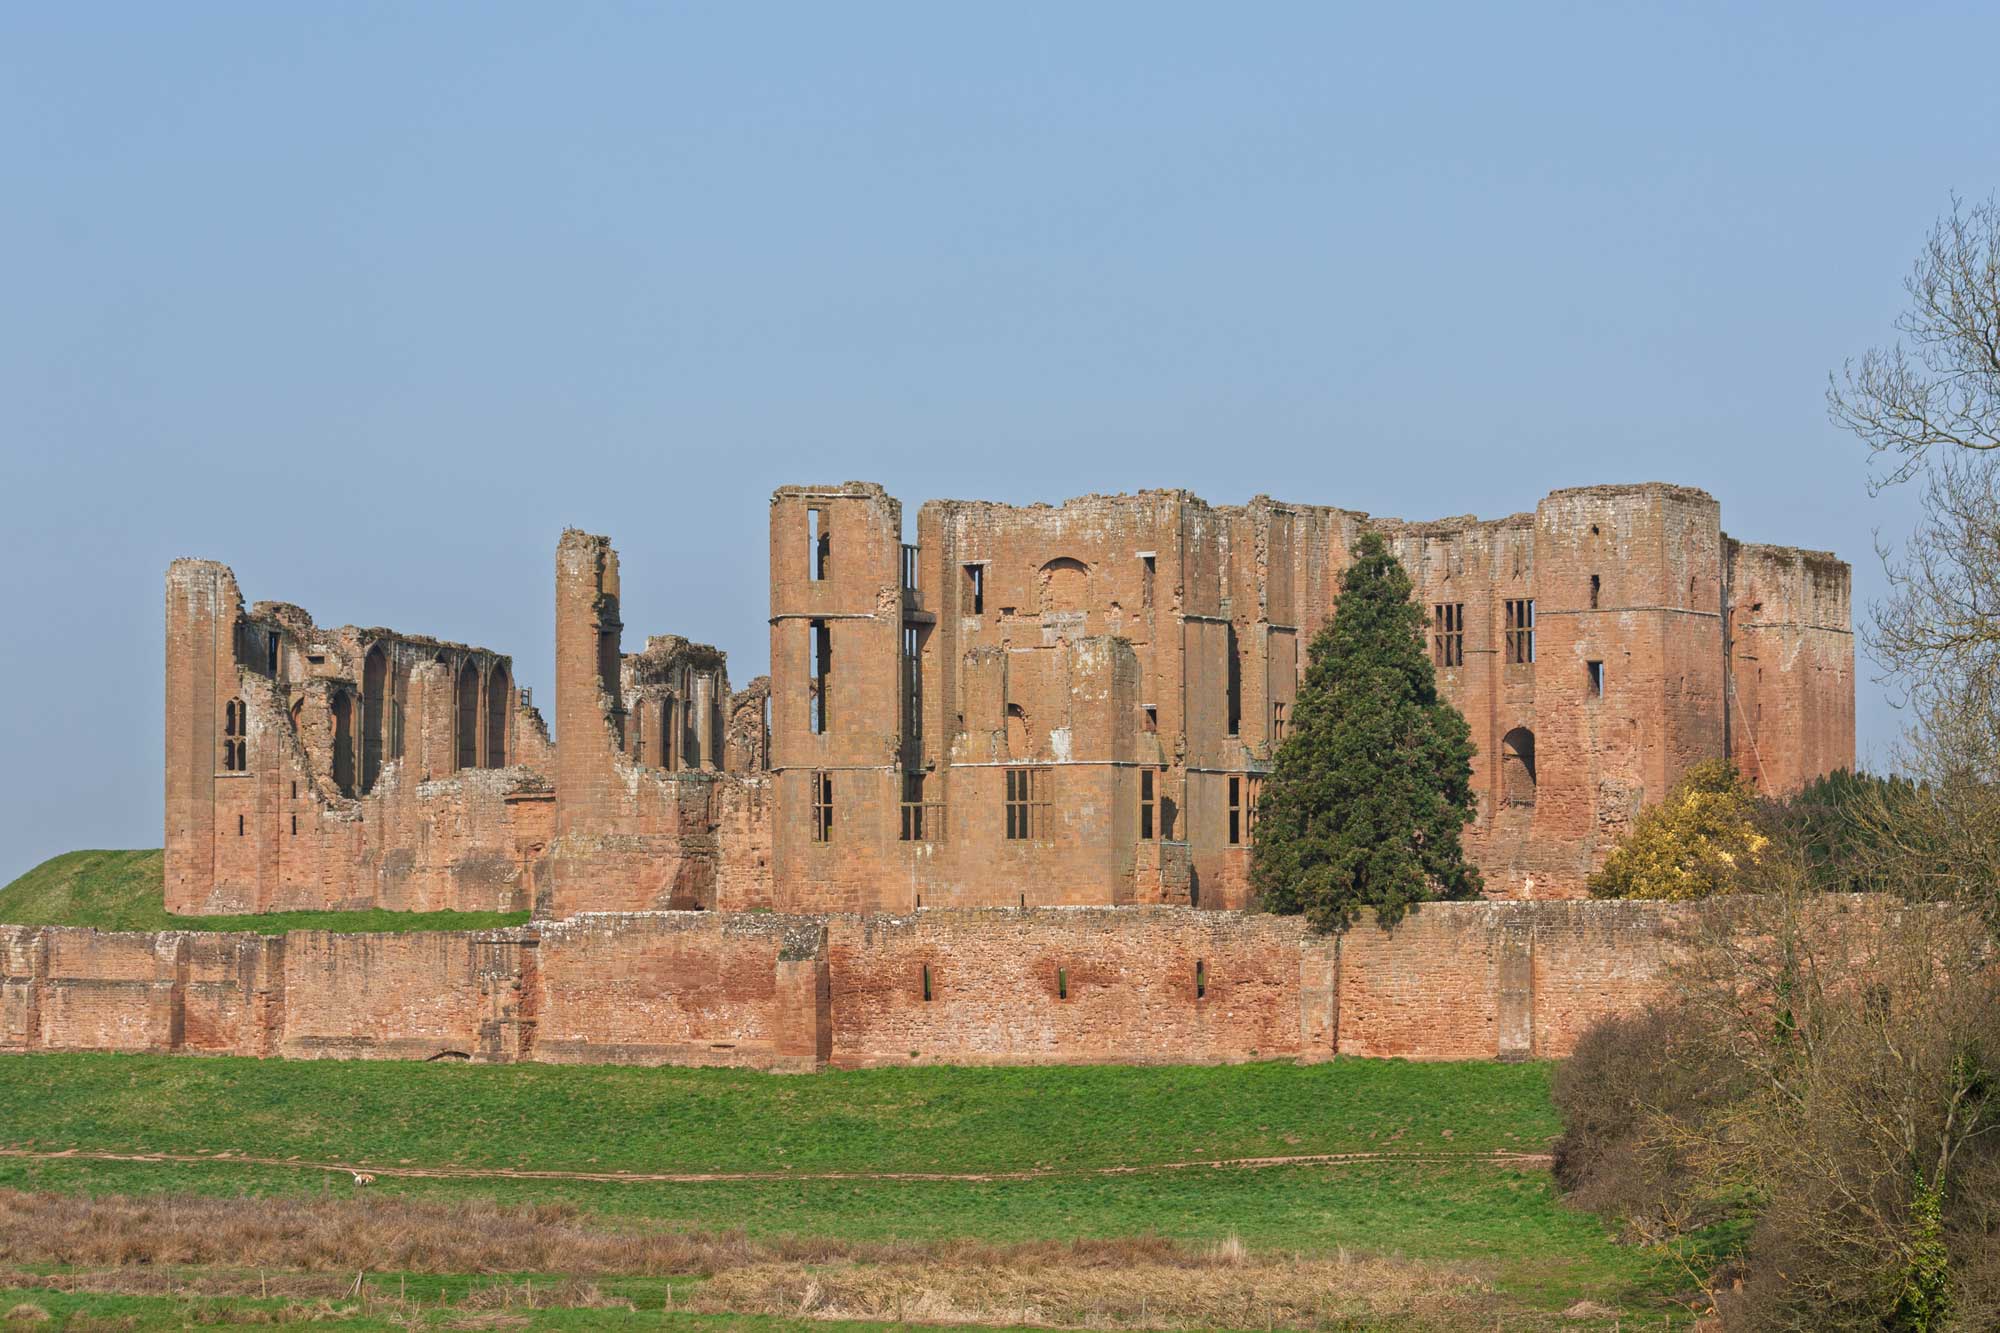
[1588,759,1767,900]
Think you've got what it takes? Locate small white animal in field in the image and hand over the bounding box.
[350,1172,375,1186]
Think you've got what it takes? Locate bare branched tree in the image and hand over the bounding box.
[1831,197,2000,490]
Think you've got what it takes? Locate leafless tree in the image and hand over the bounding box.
[1831,197,2000,490]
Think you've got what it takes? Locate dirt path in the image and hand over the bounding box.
[0,1144,1552,1186]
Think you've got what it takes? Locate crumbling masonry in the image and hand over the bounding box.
[101,479,1855,1068]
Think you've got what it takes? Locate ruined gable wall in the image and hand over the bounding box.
[1726,541,1856,793]
[540,532,770,916]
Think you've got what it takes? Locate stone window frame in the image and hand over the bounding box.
[1504,598,1536,665]
[1004,766,1051,842]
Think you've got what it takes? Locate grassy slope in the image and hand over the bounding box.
[0,1054,1696,1320]
[0,849,529,933]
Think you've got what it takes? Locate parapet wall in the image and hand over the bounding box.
[2,900,1757,1069]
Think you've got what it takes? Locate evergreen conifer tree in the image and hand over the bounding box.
[1250,531,1480,930]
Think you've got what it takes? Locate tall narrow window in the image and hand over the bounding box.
[221,699,248,772]
[963,564,984,615]
[486,664,511,768]
[266,632,279,674]
[1228,776,1242,846]
[1432,602,1464,667]
[1005,767,1050,841]
[903,625,923,740]
[237,813,244,837]
[1225,622,1242,737]
[809,620,831,735]
[810,771,833,842]
[1195,959,1206,1000]
[1504,599,1536,664]
[1140,769,1157,841]
[921,964,933,1002]
[456,660,480,771]
[1588,660,1604,697]
[1270,701,1289,741]
[1589,574,1601,610]
[1244,776,1262,845]
[808,508,829,581]
[1140,554,1156,610]
[1057,967,1069,1000]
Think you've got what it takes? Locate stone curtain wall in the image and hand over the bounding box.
[3,901,1721,1069]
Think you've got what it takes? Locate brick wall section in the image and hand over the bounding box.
[2,902,1753,1068]
[534,913,826,1070]
[825,908,1336,1067]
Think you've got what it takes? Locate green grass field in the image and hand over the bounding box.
[0,849,530,933]
[0,1053,1709,1329]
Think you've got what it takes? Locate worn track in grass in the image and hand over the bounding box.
[0,1144,1553,1186]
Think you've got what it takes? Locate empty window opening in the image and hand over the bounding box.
[487,664,511,767]
[1228,776,1242,846]
[1196,959,1206,1000]
[809,620,831,735]
[266,631,279,674]
[1143,705,1157,733]
[963,564,984,614]
[290,813,297,836]
[237,814,244,837]
[1270,701,1289,741]
[1006,703,1031,759]
[1501,727,1537,807]
[810,770,833,842]
[1590,524,1600,536]
[901,771,943,842]
[1588,660,1604,697]
[808,508,829,582]
[1141,553,1156,610]
[1057,968,1069,1000]
[1140,769,1157,841]
[390,700,405,761]
[221,698,248,772]
[921,964,933,1002]
[903,625,923,740]
[1005,766,1050,841]
[901,543,920,594]
[1225,622,1242,737]
[330,691,355,796]
[290,781,297,799]
[362,647,388,793]
[1589,574,1601,610]
[1504,599,1536,664]
[1432,602,1464,667]
[456,661,480,771]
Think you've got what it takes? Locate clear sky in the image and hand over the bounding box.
[3,3,1995,882]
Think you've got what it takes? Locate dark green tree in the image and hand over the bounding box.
[1250,531,1480,930]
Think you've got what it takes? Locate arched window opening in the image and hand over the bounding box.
[361,646,388,793]
[1501,727,1537,807]
[1006,703,1031,759]
[221,698,248,772]
[486,663,510,768]
[1038,557,1090,616]
[330,692,356,797]
[456,661,480,772]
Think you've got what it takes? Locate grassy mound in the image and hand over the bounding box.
[0,849,529,934]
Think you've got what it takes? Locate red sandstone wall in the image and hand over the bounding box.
[534,913,825,1070]
[277,930,534,1062]
[826,909,1337,1068]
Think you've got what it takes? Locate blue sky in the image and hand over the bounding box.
[3,3,1995,881]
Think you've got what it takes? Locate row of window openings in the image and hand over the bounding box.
[1432,586,1606,667]
[219,674,506,786]
[812,768,1259,847]
[916,960,1210,1002]
[957,554,1157,619]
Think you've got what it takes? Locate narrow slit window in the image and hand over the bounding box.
[237,814,245,837]
[1588,660,1604,697]
[1140,769,1156,840]
[921,964,933,1002]
[1228,776,1242,846]
[290,813,297,836]
[266,632,279,674]
[1057,967,1068,1000]
[810,770,833,842]
[1196,959,1206,1000]
[1225,622,1242,736]
[1432,602,1464,667]
[1589,574,1601,609]
[1504,599,1536,664]
[963,563,984,615]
